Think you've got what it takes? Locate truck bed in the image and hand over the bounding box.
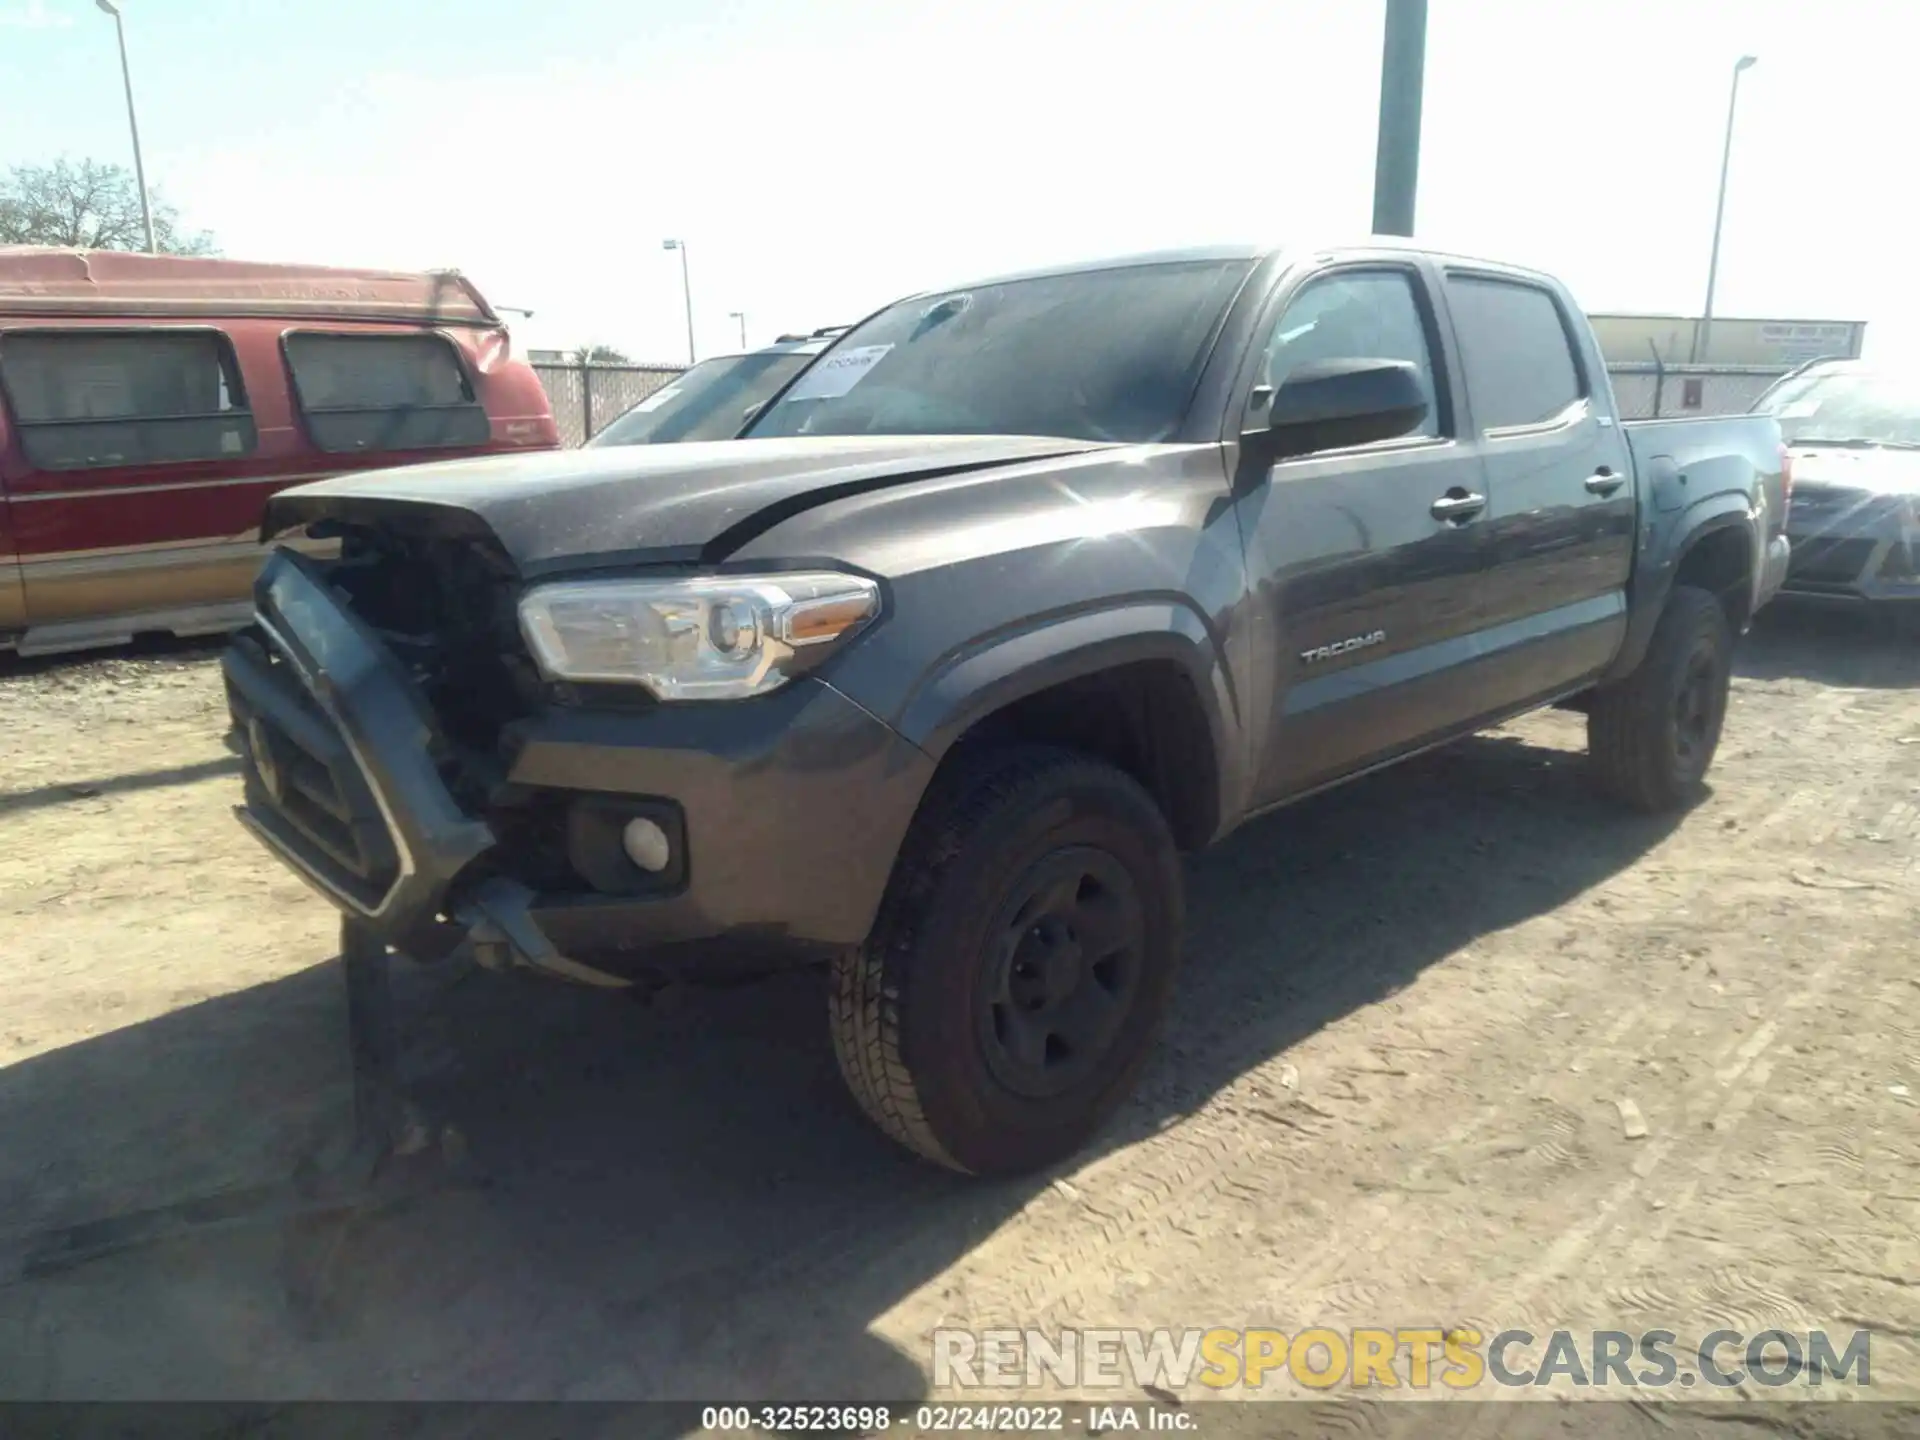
[1621,412,1790,621]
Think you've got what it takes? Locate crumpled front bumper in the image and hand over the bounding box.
[223,550,500,960]
[223,548,935,985]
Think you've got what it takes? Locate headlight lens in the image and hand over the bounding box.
[517,571,880,699]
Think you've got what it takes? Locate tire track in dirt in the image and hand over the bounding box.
[1355,795,1905,1420]
[885,938,1683,1375]
[1435,696,1918,1352]
[10,630,1920,1405]
[880,671,1916,1400]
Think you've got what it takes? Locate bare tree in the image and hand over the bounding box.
[572,344,631,365]
[0,158,217,254]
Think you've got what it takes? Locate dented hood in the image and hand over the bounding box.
[263,434,1106,577]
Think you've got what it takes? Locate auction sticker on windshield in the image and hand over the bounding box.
[782,344,893,402]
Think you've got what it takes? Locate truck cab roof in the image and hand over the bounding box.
[920,238,1567,300]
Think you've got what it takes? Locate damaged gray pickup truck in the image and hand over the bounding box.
[223,242,1790,1175]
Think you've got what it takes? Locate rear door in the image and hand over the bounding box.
[1233,259,1493,805]
[1442,270,1636,707]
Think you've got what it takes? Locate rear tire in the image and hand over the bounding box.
[1587,584,1733,812]
[829,745,1183,1175]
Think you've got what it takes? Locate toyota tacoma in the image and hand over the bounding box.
[223,242,1790,1175]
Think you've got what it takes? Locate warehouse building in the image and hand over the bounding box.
[1590,313,1867,418]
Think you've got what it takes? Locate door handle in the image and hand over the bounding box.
[1430,490,1487,522]
[1585,468,1626,496]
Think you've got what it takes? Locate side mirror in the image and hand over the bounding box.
[1244,358,1429,463]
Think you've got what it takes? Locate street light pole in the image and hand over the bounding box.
[1371,0,1428,237]
[1698,55,1759,362]
[662,239,695,365]
[96,0,157,254]
[728,311,747,349]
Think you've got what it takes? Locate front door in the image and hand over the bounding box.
[1233,262,1491,806]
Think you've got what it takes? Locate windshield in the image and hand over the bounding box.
[589,349,815,446]
[1755,368,1920,449]
[745,259,1256,445]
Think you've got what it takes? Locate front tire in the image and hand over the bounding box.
[830,745,1183,1175]
[1587,584,1733,812]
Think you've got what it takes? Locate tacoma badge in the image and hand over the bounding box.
[1300,630,1386,665]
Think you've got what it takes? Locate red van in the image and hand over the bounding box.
[0,248,558,657]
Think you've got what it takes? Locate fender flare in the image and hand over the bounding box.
[892,598,1245,844]
[1601,499,1758,685]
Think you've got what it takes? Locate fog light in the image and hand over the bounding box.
[621,816,672,873]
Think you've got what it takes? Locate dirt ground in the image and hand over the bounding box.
[1,606,1917,1427]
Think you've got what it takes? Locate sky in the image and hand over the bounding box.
[0,0,1910,364]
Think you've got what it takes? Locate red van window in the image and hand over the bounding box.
[0,329,256,472]
[284,332,490,454]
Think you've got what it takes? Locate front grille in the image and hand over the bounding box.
[1791,484,1906,530]
[317,525,540,792]
[225,631,400,911]
[1787,537,1876,586]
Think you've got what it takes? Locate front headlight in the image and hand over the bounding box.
[517,571,881,699]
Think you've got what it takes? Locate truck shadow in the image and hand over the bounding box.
[1738,603,1920,689]
[0,634,229,685]
[0,757,241,818]
[0,720,1678,1406]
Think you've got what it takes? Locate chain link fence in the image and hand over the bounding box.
[529,360,1790,448]
[1604,362,1788,421]
[532,362,686,447]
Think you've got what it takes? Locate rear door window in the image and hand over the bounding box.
[0,329,256,471]
[1444,276,1586,430]
[284,332,490,454]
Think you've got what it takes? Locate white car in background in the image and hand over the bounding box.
[1752,359,1920,614]
[588,328,847,446]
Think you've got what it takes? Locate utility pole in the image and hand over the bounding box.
[728,310,747,349]
[1371,0,1428,238]
[1697,55,1759,362]
[96,0,156,253]
[662,239,695,365]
